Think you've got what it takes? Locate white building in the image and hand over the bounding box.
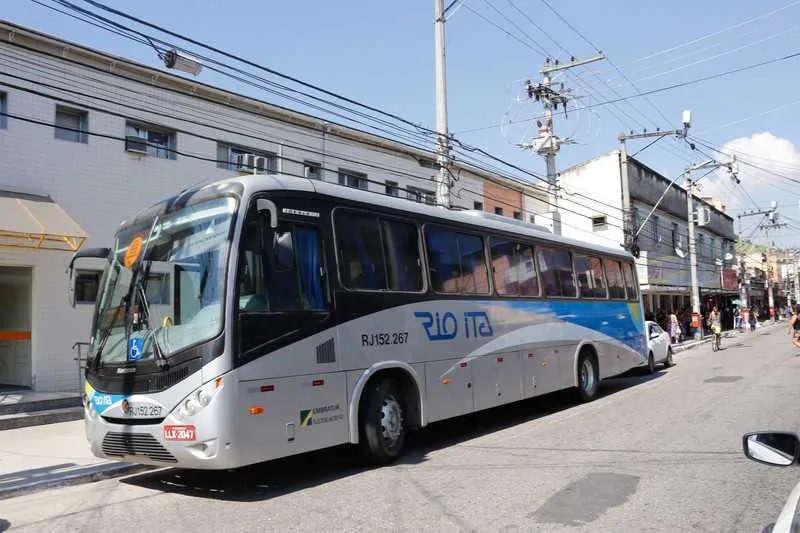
[557,151,738,320]
[0,21,547,392]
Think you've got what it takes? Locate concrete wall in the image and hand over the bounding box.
[557,152,625,248]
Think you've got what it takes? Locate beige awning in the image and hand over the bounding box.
[0,191,87,252]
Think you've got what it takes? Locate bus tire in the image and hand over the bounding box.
[576,350,599,403]
[358,377,405,465]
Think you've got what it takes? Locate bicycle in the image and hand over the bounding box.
[710,327,722,351]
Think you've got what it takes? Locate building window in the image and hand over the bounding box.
[54,105,88,144]
[473,201,483,211]
[591,215,607,231]
[652,215,660,243]
[384,181,400,197]
[304,161,322,180]
[494,207,504,216]
[698,234,705,260]
[529,215,536,224]
[671,222,679,254]
[338,169,368,190]
[513,211,522,220]
[407,186,435,205]
[217,142,277,173]
[125,122,176,159]
[0,92,7,129]
[74,270,102,304]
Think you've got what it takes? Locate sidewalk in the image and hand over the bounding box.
[0,420,147,499]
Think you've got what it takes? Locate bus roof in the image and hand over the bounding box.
[129,173,633,261]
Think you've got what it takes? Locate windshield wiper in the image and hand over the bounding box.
[91,294,129,369]
[134,278,169,369]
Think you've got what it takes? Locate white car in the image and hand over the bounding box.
[644,320,674,373]
[743,431,800,532]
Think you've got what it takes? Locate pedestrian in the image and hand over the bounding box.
[707,305,722,342]
[789,305,800,349]
[668,311,680,344]
[733,306,741,330]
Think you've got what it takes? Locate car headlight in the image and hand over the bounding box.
[175,377,223,420]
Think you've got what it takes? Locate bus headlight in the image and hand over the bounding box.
[175,377,223,420]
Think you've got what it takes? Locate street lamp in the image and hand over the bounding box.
[163,49,203,76]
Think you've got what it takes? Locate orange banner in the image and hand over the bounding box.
[0,331,32,341]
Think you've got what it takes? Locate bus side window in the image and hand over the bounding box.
[537,247,576,297]
[335,212,387,291]
[575,254,607,299]
[604,259,626,300]
[622,262,638,301]
[381,219,423,292]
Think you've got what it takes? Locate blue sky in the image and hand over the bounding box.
[5,0,800,244]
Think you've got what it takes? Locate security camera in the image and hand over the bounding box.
[163,49,202,76]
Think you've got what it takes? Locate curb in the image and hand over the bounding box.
[0,462,154,500]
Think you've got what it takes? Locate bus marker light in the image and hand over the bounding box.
[528,353,533,358]
[312,379,324,387]
[215,377,224,389]
[260,385,274,392]
[459,362,467,368]
[542,361,548,368]
[497,357,504,363]
[442,377,452,384]
[249,406,264,415]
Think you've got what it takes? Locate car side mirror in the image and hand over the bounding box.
[66,247,111,308]
[743,432,800,467]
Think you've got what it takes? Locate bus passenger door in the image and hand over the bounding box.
[236,204,333,370]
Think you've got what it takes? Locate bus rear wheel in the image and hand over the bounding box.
[359,377,405,465]
[576,351,599,403]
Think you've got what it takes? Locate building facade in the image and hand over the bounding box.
[557,151,738,326]
[0,21,547,392]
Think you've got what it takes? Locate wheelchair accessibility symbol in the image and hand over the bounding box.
[128,338,143,361]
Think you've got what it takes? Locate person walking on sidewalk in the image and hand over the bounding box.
[789,305,800,349]
[668,311,680,344]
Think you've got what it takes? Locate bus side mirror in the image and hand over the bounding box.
[256,198,278,229]
[67,247,110,308]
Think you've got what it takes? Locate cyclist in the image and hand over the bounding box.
[708,305,722,349]
[788,305,800,349]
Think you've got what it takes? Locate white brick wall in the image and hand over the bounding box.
[0,38,500,391]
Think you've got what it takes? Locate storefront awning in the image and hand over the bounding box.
[0,190,87,252]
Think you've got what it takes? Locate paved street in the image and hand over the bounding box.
[3,327,799,533]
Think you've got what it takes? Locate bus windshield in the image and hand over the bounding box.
[89,197,238,366]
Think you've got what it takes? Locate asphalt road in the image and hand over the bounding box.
[4,326,800,532]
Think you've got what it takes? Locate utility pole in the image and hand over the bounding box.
[434,0,451,208]
[683,157,739,339]
[736,202,780,318]
[521,54,604,235]
[620,110,692,256]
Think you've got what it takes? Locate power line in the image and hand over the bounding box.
[461,3,546,56]
[455,48,800,133]
[538,0,600,52]
[482,0,549,56]
[60,0,439,138]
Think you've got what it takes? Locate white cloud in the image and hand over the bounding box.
[696,132,800,245]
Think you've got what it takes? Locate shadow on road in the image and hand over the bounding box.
[121,370,667,502]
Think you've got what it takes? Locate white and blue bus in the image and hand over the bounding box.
[73,173,646,468]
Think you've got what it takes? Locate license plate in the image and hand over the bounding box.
[125,404,163,417]
[164,425,196,441]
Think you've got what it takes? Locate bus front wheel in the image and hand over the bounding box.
[358,377,406,465]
